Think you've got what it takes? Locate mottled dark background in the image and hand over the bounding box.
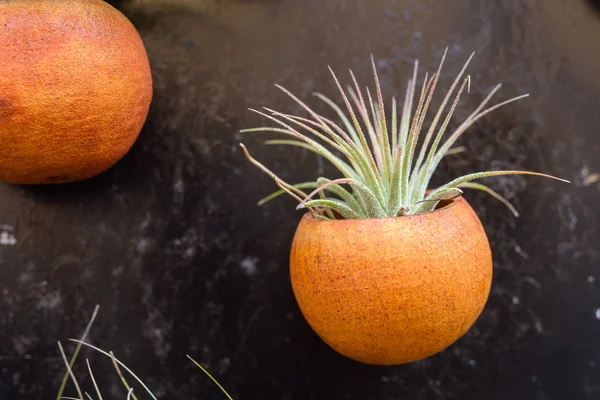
[1,0,599,399]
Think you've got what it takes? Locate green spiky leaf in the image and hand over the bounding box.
[240,49,569,219]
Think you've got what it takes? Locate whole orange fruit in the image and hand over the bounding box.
[0,0,153,184]
[290,196,493,365]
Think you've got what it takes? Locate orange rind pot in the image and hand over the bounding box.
[0,0,152,185]
[290,195,493,365]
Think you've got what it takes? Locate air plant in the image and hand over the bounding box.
[239,48,568,220]
[55,306,233,400]
[238,48,571,365]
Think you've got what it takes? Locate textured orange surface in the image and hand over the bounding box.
[290,196,493,365]
[0,0,152,184]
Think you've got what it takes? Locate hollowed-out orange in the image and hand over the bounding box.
[0,0,152,184]
[290,196,492,365]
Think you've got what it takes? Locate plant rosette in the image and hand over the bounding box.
[240,49,569,365]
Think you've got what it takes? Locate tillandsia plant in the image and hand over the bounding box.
[56,306,233,400]
[239,48,568,219]
[239,48,569,366]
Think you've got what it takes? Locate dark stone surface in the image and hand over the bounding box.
[1,0,599,398]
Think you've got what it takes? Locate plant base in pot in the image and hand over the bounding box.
[240,48,568,365]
